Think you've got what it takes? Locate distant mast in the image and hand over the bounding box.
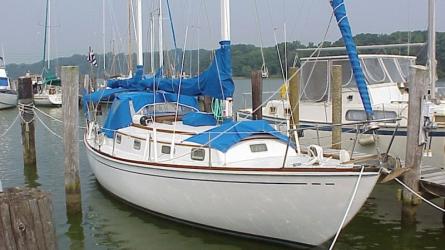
[102,0,106,76]
[137,0,143,66]
[159,0,164,71]
[428,0,437,100]
[42,0,50,70]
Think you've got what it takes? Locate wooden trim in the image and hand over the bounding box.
[132,124,196,135]
[86,138,380,173]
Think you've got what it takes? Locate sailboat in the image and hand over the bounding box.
[34,0,62,107]
[0,56,17,110]
[83,0,381,246]
[237,0,445,137]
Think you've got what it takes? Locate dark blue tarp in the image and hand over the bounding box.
[0,77,8,87]
[82,88,134,104]
[103,91,199,137]
[331,0,373,118]
[106,41,235,100]
[183,112,217,127]
[185,120,292,153]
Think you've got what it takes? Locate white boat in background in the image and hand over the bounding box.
[239,0,445,137]
[33,0,62,107]
[237,54,445,136]
[83,0,382,247]
[0,56,17,110]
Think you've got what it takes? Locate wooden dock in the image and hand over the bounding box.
[420,165,445,197]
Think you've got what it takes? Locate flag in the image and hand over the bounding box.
[87,46,98,67]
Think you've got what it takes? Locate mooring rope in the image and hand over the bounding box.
[0,113,20,139]
[395,177,445,213]
[329,166,365,250]
[34,112,63,140]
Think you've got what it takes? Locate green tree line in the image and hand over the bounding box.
[5,31,445,80]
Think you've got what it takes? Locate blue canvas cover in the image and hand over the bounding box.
[102,91,199,137]
[331,0,373,118]
[106,41,235,100]
[185,120,292,153]
[82,88,133,104]
[183,112,217,127]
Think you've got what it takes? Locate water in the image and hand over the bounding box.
[0,80,444,249]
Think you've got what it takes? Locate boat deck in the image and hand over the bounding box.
[420,165,445,197]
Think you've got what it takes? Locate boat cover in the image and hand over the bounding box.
[331,0,373,118]
[185,120,292,153]
[103,91,199,137]
[106,41,235,100]
[183,112,217,127]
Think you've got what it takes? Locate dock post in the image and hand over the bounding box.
[402,65,428,224]
[18,77,37,167]
[62,66,82,215]
[288,67,300,138]
[331,65,342,150]
[0,187,57,250]
[251,70,263,120]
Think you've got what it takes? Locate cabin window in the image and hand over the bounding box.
[269,106,277,114]
[161,145,171,154]
[347,95,353,101]
[250,143,268,153]
[116,134,122,144]
[191,148,205,161]
[284,108,291,116]
[345,110,397,123]
[133,139,141,150]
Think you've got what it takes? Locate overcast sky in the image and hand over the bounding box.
[1,0,444,64]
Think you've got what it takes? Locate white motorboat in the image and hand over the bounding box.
[0,57,17,110]
[83,0,381,247]
[237,54,445,137]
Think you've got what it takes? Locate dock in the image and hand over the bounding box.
[420,165,445,197]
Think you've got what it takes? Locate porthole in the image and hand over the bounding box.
[191,148,205,161]
[133,140,141,150]
[161,145,171,154]
[250,143,268,153]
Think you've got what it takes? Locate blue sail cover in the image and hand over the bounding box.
[102,91,199,137]
[185,120,292,153]
[331,0,373,118]
[106,41,235,100]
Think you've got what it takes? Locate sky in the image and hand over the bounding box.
[0,0,444,64]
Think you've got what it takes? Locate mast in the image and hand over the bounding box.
[150,12,155,74]
[221,0,231,42]
[47,0,51,69]
[42,0,49,70]
[102,0,106,75]
[221,0,232,117]
[159,0,164,71]
[428,0,437,100]
[127,0,133,74]
[137,0,143,66]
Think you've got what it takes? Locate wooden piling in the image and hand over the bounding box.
[331,65,343,149]
[288,67,300,133]
[62,66,82,215]
[251,70,263,120]
[0,187,56,250]
[18,77,37,167]
[402,65,428,221]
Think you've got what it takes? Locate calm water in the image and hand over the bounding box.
[0,80,444,249]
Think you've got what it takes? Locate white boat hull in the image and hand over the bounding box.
[85,140,380,246]
[0,91,18,110]
[34,93,62,107]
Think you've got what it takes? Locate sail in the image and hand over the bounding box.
[107,41,235,100]
[330,0,373,118]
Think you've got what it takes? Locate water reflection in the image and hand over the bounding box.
[66,208,85,250]
[23,164,40,188]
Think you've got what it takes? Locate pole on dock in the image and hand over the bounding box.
[0,187,57,250]
[251,70,263,120]
[62,66,82,215]
[18,77,37,167]
[331,65,342,150]
[402,65,428,224]
[288,67,300,136]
